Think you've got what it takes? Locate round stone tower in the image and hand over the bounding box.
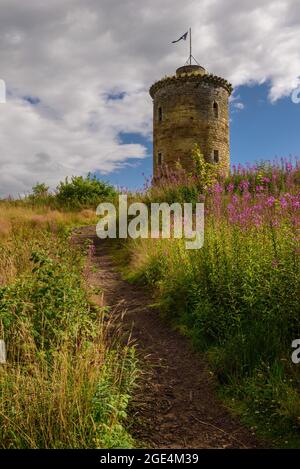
[149,64,233,177]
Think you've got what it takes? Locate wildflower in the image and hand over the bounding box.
[227,182,234,193]
[270,219,280,228]
[212,183,223,194]
[280,197,288,209]
[266,196,276,207]
[238,180,249,192]
[242,191,251,201]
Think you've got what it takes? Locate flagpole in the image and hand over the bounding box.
[189,27,192,65]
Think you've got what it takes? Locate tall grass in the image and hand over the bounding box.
[0,203,137,448]
[125,159,300,446]
[0,203,97,284]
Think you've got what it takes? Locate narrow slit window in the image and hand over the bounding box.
[157,152,162,166]
[213,150,219,163]
[158,106,163,122]
[213,101,219,118]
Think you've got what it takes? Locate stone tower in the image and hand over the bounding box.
[149,64,233,177]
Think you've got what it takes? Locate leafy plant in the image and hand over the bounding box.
[124,159,300,446]
[56,174,116,207]
[0,205,136,448]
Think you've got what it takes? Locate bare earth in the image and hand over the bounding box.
[73,226,261,449]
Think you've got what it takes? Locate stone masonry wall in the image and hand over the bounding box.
[150,69,232,177]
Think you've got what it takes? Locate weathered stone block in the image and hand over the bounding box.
[149,64,232,176]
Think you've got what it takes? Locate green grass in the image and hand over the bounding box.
[0,203,137,448]
[122,209,300,446]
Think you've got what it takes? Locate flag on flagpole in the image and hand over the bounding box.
[172,31,188,43]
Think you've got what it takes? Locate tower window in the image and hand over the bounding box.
[158,106,163,122]
[213,101,219,118]
[157,152,163,166]
[213,150,219,163]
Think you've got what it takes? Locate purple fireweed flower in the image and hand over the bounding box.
[227,182,235,193]
[213,183,223,194]
[253,215,263,227]
[238,180,250,192]
[292,199,300,209]
[272,173,278,182]
[242,191,252,201]
[266,196,276,207]
[270,219,280,228]
[280,197,288,209]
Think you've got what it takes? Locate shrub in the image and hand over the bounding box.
[56,174,116,207]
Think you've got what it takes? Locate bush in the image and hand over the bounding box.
[56,174,116,207]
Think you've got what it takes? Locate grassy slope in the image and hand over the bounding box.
[0,203,137,448]
[121,169,300,447]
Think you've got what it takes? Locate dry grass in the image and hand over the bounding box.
[0,334,105,448]
[0,204,97,285]
[0,202,136,448]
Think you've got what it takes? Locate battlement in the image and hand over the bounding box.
[149,70,233,99]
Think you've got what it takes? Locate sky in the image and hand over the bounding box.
[0,0,300,196]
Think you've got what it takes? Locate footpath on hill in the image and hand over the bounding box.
[73,226,261,449]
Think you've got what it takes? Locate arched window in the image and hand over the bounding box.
[158,106,163,122]
[213,101,219,118]
[157,152,163,166]
[213,150,219,163]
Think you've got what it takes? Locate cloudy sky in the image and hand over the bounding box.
[0,0,300,196]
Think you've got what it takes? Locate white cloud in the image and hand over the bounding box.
[234,102,245,110]
[230,94,245,111]
[0,0,299,195]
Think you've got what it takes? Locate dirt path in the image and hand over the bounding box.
[74,226,260,449]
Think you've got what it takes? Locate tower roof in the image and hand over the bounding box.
[176,64,206,76]
[149,66,233,99]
